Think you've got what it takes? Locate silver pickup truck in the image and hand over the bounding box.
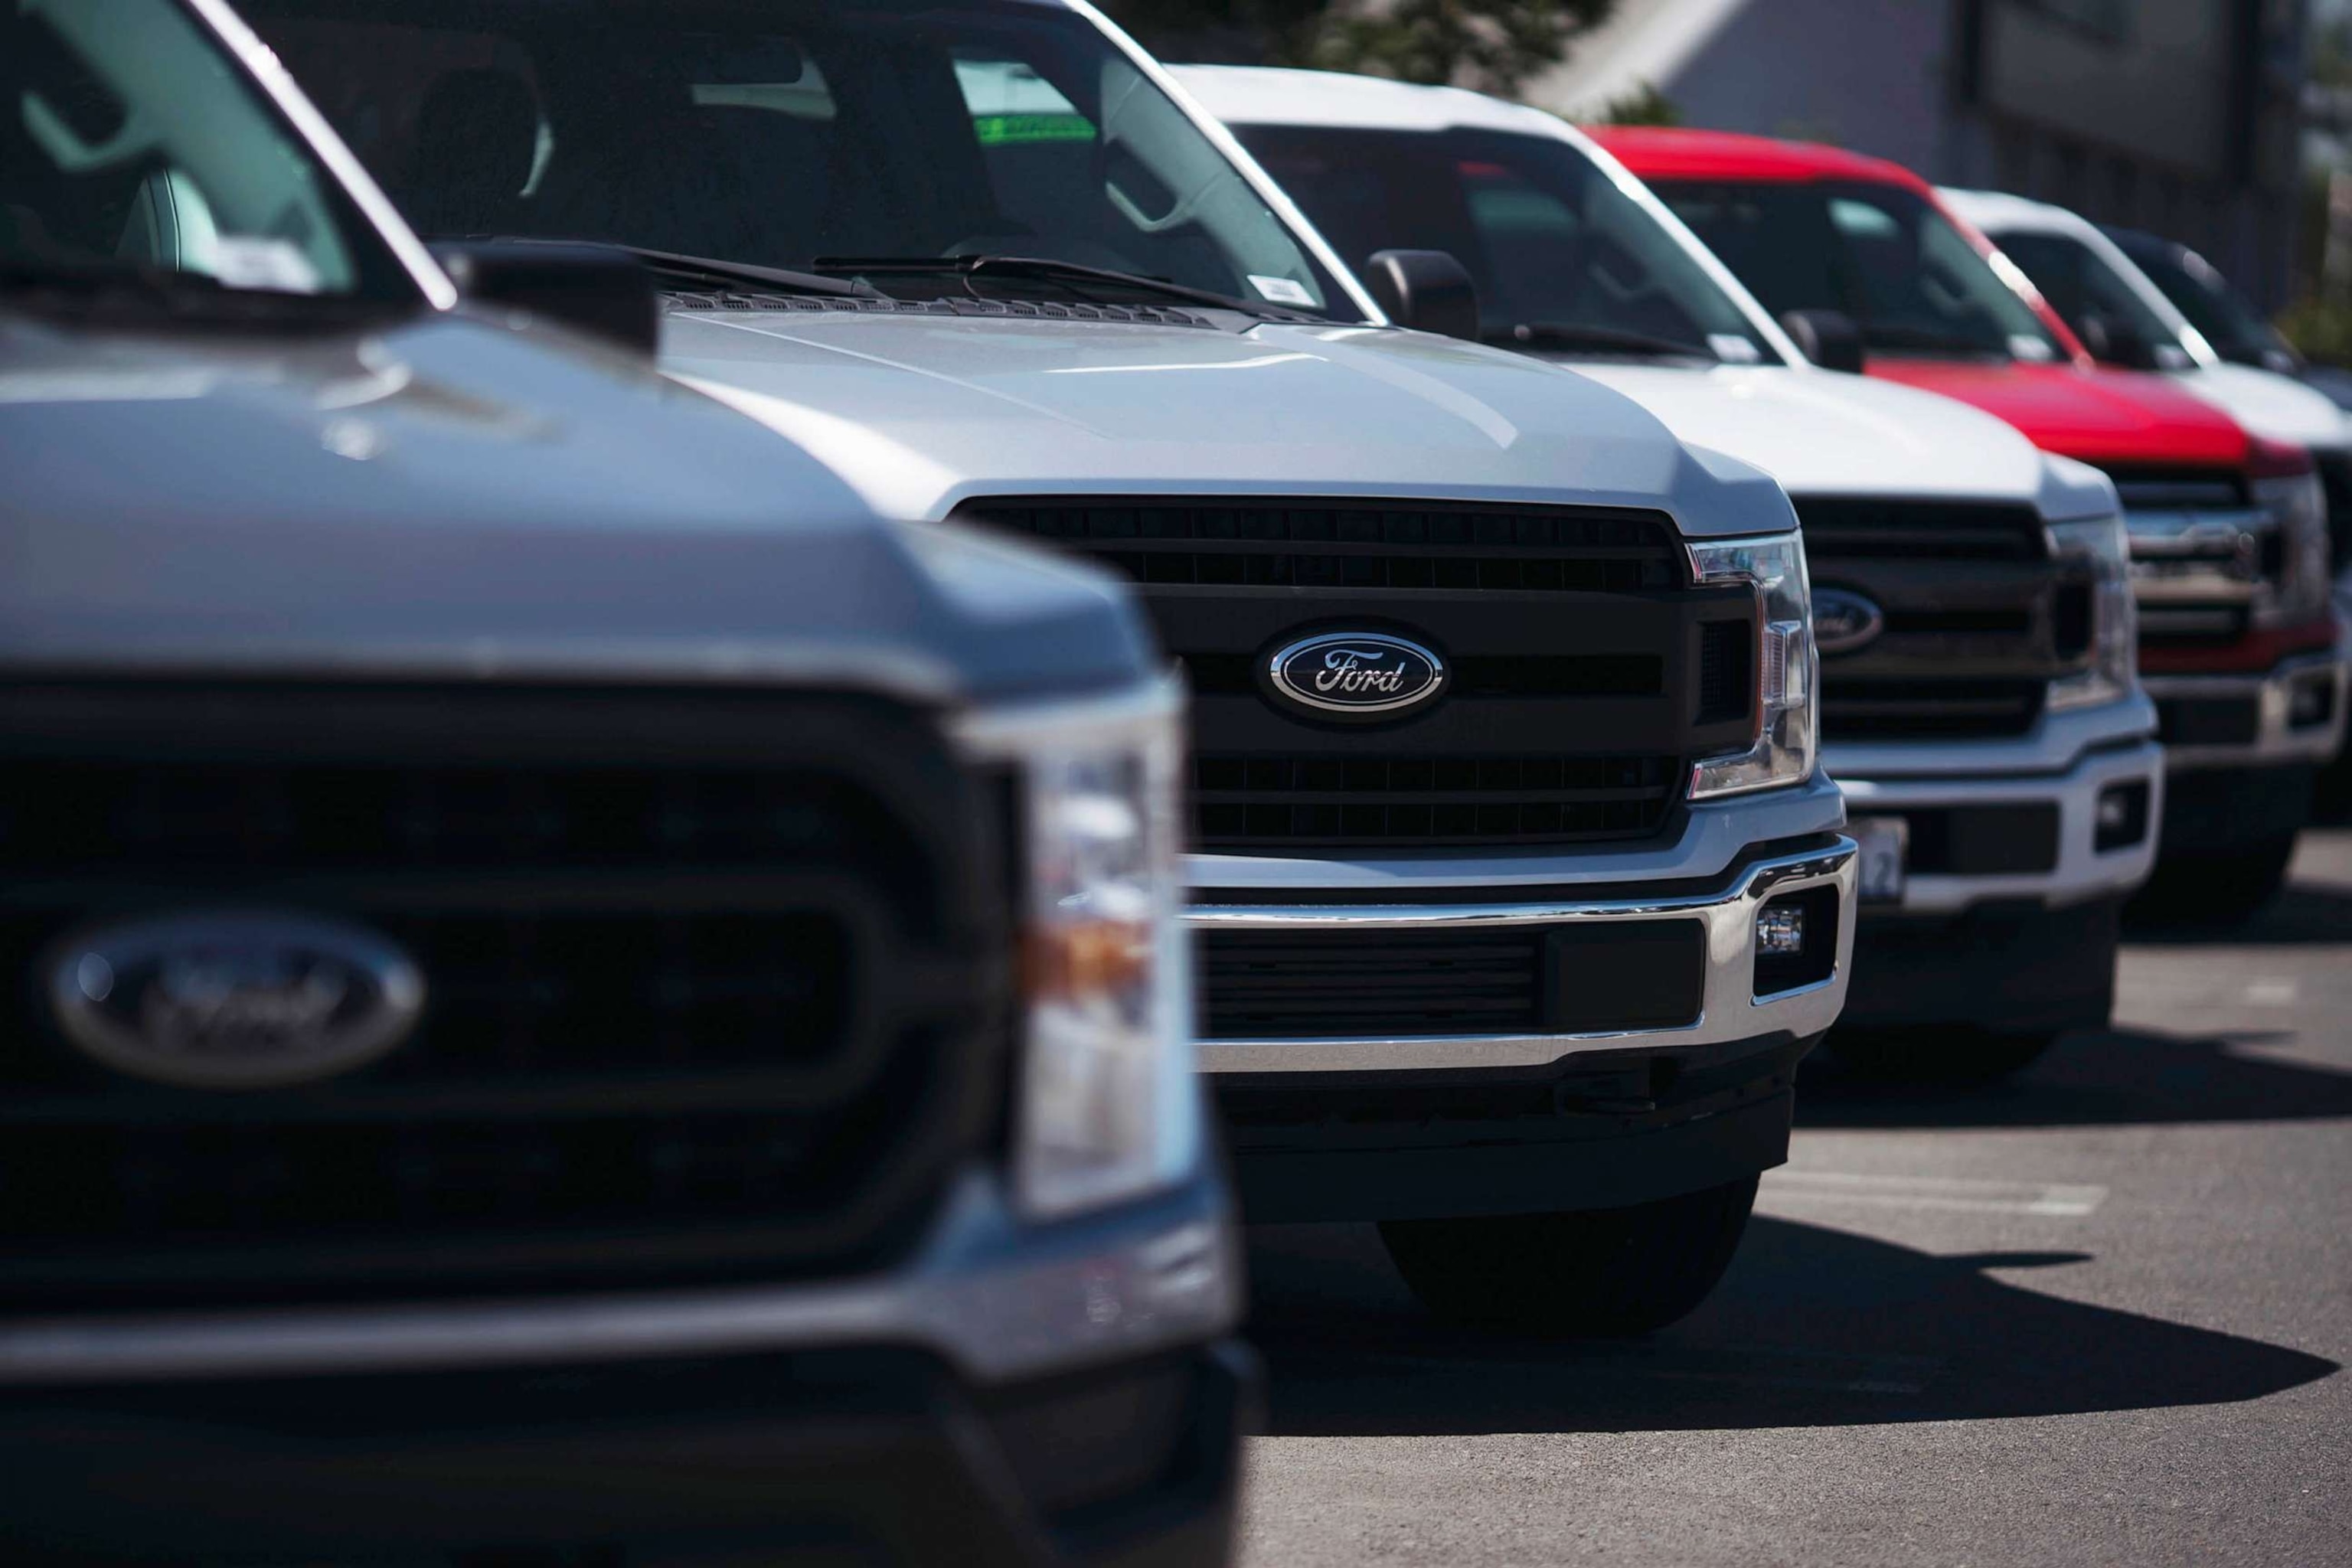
[257,0,1858,1336]
[0,2,1243,1561]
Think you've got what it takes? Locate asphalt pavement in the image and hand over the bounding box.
[1236,828,2352,1566]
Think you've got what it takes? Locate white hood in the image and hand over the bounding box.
[2171,362,2352,454]
[662,309,1798,537]
[1562,362,2118,519]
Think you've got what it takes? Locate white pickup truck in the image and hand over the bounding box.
[1179,66,2160,1080]
[256,0,1857,1334]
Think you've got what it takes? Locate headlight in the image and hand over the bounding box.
[2250,469,2333,627]
[1009,693,1198,1221]
[1688,532,1818,799]
[2048,513,2138,712]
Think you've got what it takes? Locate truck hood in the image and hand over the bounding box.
[2168,362,2352,453]
[0,308,1152,705]
[1864,358,2250,470]
[661,309,1795,537]
[1563,362,2115,519]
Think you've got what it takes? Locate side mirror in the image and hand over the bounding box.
[1361,249,1481,341]
[2075,310,2164,371]
[1778,309,1866,374]
[433,240,660,358]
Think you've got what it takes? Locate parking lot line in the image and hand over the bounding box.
[1761,1170,2108,1217]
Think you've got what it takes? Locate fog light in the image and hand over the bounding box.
[2094,780,2151,852]
[1753,888,1839,998]
[2288,675,2335,731]
[1756,904,1807,958]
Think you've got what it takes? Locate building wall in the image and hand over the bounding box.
[1527,0,2308,309]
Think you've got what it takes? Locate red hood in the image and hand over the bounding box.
[1591,126,2259,474]
[1867,359,2250,469]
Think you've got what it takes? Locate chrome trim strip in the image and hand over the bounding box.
[0,1177,1238,1388]
[1191,838,1856,1073]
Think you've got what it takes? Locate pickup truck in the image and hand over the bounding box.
[0,1,1244,1561]
[252,0,1858,1335]
[1599,127,2348,920]
[1179,67,2158,1080]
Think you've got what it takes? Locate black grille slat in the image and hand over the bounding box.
[1191,753,1677,848]
[0,686,1004,1312]
[1797,497,2074,742]
[957,496,1736,852]
[974,498,1680,596]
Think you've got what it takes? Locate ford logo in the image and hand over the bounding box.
[1266,630,1448,718]
[46,911,424,1089]
[1812,588,1886,656]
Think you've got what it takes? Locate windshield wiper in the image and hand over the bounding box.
[1488,322,1716,360]
[807,253,1312,318]
[475,240,875,299]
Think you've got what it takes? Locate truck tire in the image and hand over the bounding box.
[2131,831,2298,926]
[1377,1177,1759,1338]
[1826,1026,2060,1083]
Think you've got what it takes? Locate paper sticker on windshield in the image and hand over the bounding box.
[1249,275,1316,306]
[1708,334,1762,364]
[211,237,322,294]
[2009,333,2056,362]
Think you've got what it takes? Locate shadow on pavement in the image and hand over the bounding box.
[2123,880,2352,946]
[1795,1026,2352,1129]
[1243,1217,2338,1438]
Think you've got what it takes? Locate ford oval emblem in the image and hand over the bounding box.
[46,911,424,1089]
[1812,588,1886,656]
[1266,630,1449,719]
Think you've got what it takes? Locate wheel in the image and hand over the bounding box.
[1377,1177,1759,1338]
[1825,1027,2060,1083]
[2129,831,2298,926]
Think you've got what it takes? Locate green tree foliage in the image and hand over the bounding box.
[1592,80,1678,126]
[1098,0,1617,97]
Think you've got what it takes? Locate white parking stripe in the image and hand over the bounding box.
[1762,1170,2107,1217]
[1321,1340,1943,1396]
[2246,977,2300,1006]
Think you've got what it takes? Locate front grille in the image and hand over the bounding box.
[1821,679,2048,740]
[978,498,1682,593]
[2097,466,2275,648]
[1796,497,2082,743]
[1193,753,1678,848]
[1199,920,1705,1040]
[958,496,1753,852]
[0,684,1006,1311]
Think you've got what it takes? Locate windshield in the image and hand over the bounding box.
[2122,238,2291,368]
[247,0,1357,318]
[1232,122,1774,362]
[1655,178,2066,362]
[1,0,401,302]
[1983,230,2192,369]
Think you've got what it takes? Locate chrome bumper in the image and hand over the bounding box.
[0,1171,1237,1389]
[1189,838,1857,1074]
[1834,737,2164,916]
[2147,645,2349,773]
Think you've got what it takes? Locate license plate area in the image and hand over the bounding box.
[1851,815,1909,905]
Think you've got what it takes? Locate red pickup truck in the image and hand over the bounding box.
[1595,127,2348,920]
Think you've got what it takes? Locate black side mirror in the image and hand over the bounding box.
[2075,310,2164,371]
[1778,309,1866,374]
[1361,249,1481,341]
[433,240,660,358]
